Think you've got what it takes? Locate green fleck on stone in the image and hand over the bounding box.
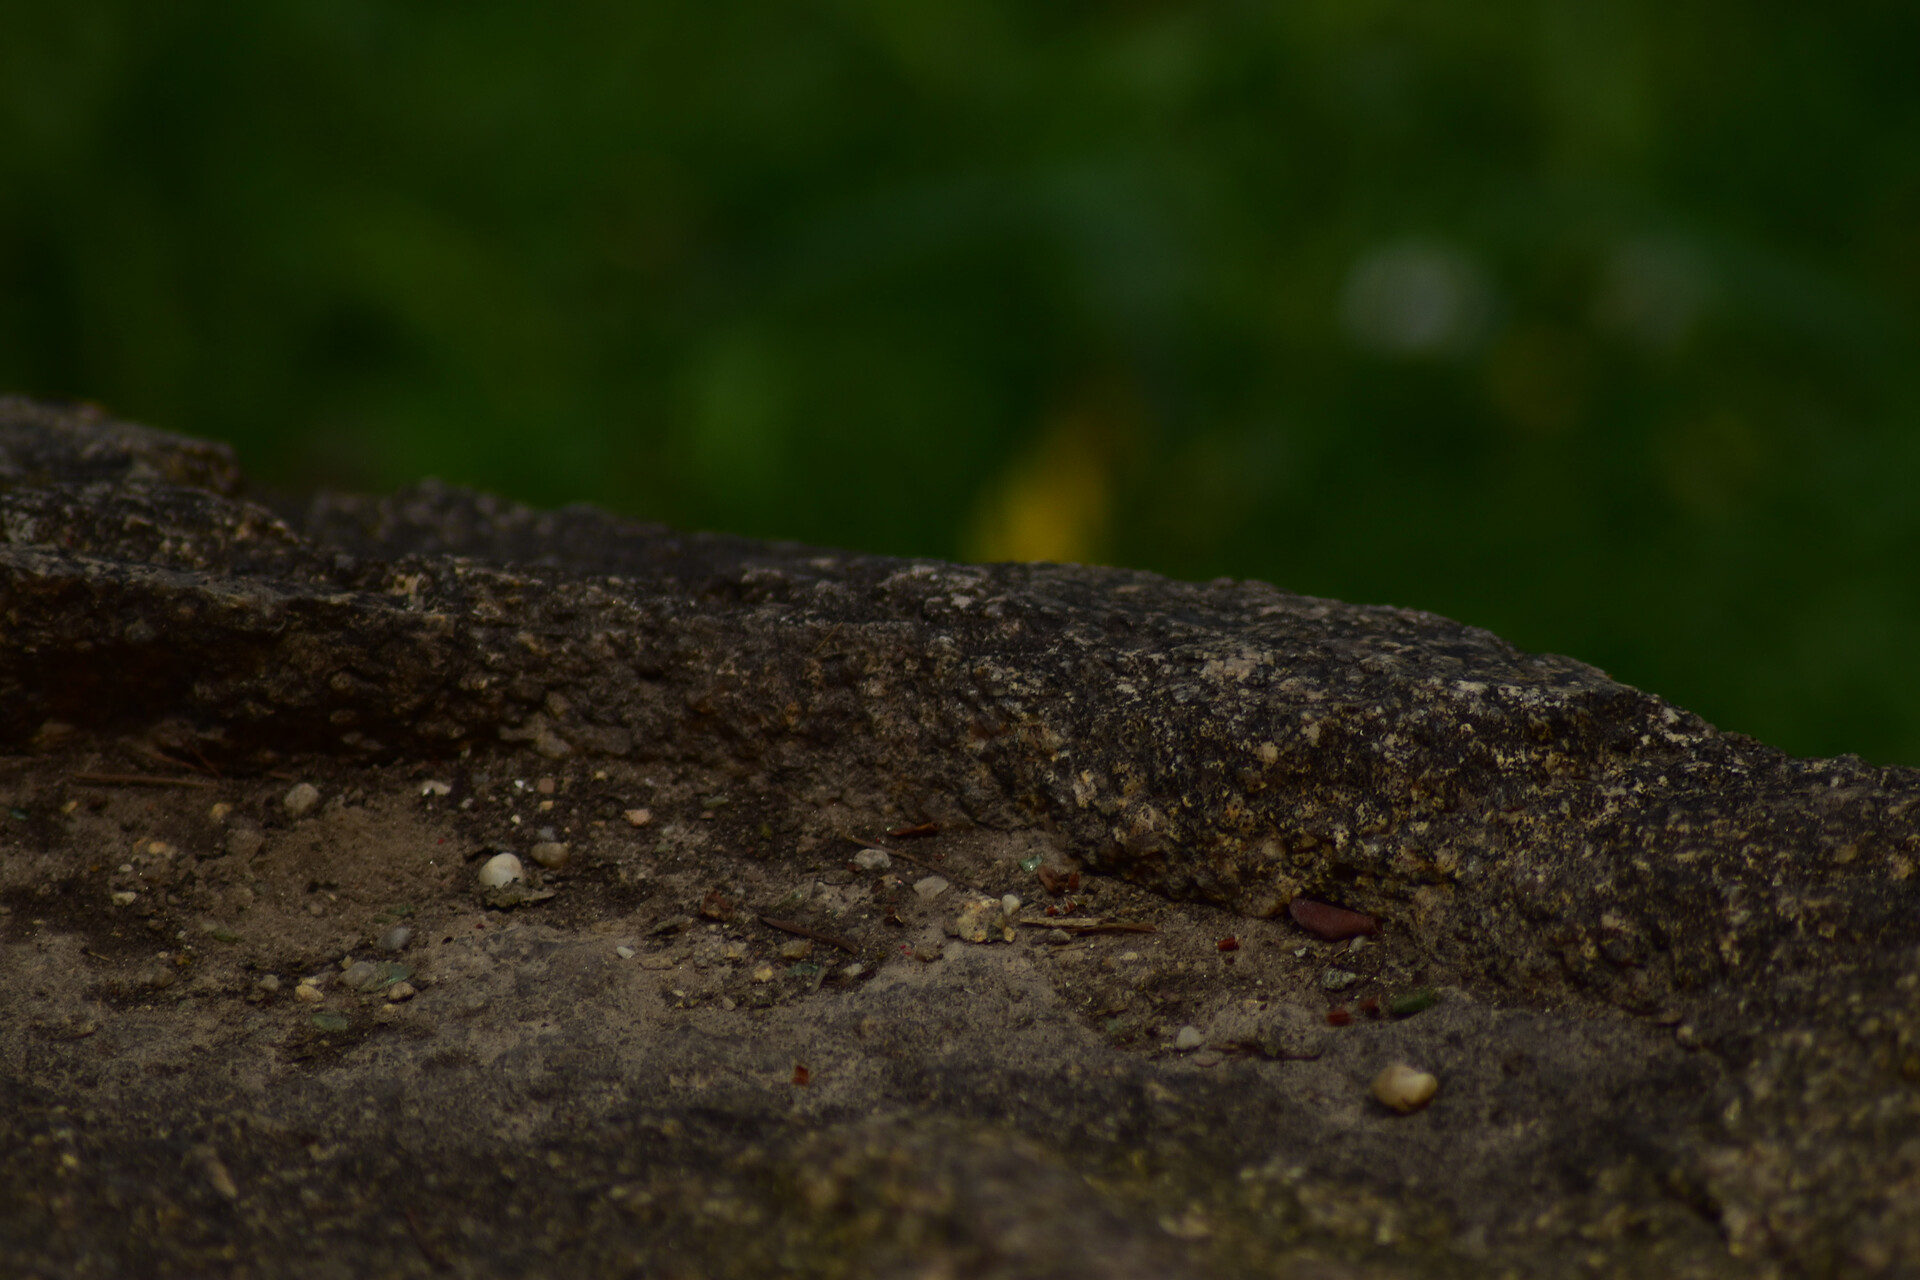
[1018,856,1043,872]
[1388,989,1438,1017]
[211,929,240,944]
[701,795,730,811]
[8,808,27,821]
[312,1011,350,1033]
[789,962,821,977]
[379,963,414,986]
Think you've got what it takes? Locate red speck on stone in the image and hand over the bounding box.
[1358,997,1381,1016]
[1288,898,1381,941]
[1326,1007,1352,1027]
[1216,937,1239,952]
[792,1064,810,1086]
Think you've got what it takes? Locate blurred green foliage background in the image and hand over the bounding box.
[4,2,1919,762]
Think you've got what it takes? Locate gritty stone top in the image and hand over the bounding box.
[4,396,1920,1278]
[5,397,1914,1019]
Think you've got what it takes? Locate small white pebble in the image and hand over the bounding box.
[842,962,866,978]
[912,875,950,900]
[208,802,233,823]
[1000,894,1022,915]
[623,808,653,828]
[1372,1063,1440,1114]
[477,853,525,888]
[256,974,282,993]
[420,780,452,798]
[109,890,137,908]
[1175,1025,1204,1051]
[853,849,892,872]
[615,946,636,960]
[283,783,320,817]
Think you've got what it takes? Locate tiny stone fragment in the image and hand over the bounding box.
[341,961,382,992]
[615,946,636,960]
[386,981,416,1002]
[378,925,413,953]
[853,849,891,872]
[779,939,813,961]
[912,875,950,900]
[949,895,1016,943]
[1372,1063,1439,1114]
[294,982,324,1004]
[623,808,653,827]
[420,780,452,797]
[283,782,320,817]
[1322,968,1360,991]
[477,852,525,889]
[109,890,136,908]
[1175,1025,1204,1050]
[529,841,570,870]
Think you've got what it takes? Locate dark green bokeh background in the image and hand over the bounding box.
[5,3,1919,762]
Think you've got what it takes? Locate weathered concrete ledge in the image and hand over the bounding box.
[3,397,1918,1278]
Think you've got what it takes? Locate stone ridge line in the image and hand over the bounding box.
[3,396,1917,1014]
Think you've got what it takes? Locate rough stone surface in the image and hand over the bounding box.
[3,395,1919,1277]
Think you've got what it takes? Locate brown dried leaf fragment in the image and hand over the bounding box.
[1288,898,1380,941]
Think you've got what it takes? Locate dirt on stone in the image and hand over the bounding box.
[4,397,1919,1279]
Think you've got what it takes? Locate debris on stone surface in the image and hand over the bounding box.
[5,401,1920,1278]
[911,875,949,900]
[1287,898,1380,941]
[477,852,525,889]
[530,841,570,869]
[1388,989,1439,1017]
[1321,968,1360,991]
[386,981,416,1002]
[282,782,320,817]
[341,961,382,992]
[853,848,891,872]
[1372,1063,1440,1114]
[949,896,1018,943]
[420,780,452,797]
[379,925,413,953]
[623,808,653,827]
[1174,1025,1204,1051]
